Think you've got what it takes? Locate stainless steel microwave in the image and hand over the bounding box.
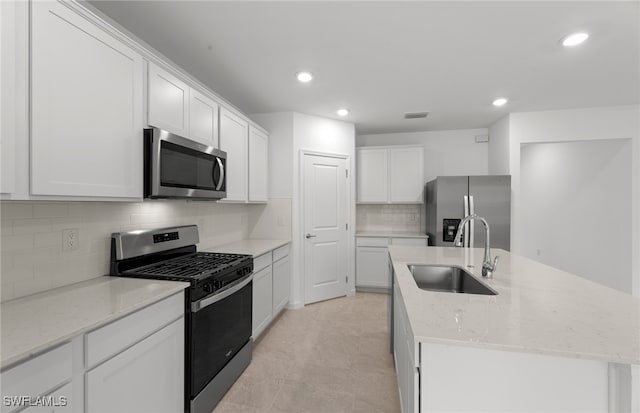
[144,127,226,200]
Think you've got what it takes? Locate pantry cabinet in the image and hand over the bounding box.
[30,0,143,198]
[356,146,424,204]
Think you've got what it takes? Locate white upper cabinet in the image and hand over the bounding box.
[219,107,248,202]
[248,125,268,203]
[356,146,423,204]
[189,89,219,147]
[389,147,424,203]
[148,62,189,137]
[357,148,388,203]
[30,1,143,198]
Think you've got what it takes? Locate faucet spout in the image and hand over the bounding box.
[452,214,498,278]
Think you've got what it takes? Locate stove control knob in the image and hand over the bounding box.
[203,283,212,293]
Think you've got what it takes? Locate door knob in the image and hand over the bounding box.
[305,233,316,239]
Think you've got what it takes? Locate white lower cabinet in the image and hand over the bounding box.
[252,264,273,338]
[356,237,427,290]
[0,292,185,413]
[251,244,291,339]
[86,318,184,413]
[393,281,419,413]
[0,344,72,413]
[272,254,291,315]
[356,246,389,289]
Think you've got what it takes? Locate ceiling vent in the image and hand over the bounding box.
[404,111,429,119]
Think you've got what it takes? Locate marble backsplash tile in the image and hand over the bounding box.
[0,200,268,302]
[356,204,423,232]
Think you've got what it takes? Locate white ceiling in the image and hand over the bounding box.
[89,1,640,135]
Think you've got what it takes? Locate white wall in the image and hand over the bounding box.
[520,139,632,293]
[502,106,640,299]
[248,112,356,308]
[488,105,640,413]
[292,113,356,306]
[357,128,489,183]
[488,115,509,175]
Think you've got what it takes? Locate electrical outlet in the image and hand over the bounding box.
[62,229,79,252]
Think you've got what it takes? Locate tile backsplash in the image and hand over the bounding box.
[0,199,291,302]
[356,204,423,232]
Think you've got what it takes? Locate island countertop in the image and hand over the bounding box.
[388,246,640,365]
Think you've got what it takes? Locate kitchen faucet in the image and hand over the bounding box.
[453,214,499,278]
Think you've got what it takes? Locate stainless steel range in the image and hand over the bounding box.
[110,225,253,413]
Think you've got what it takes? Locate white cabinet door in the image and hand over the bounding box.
[189,89,218,147]
[356,246,390,289]
[30,1,143,198]
[148,62,189,137]
[357,148,388,203]
[252,265,273,338]
[248,125,268,203]
[86,318,184,413]
[389,147,424,203]
[272,255,290,315]
[0,343,72,413]
[21,382,73,413]
[219,107,248,202]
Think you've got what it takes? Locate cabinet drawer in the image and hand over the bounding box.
[273,244,290,262]
[85,292,184,369]
[1,343,72,413]
[253,252,272,272]
[356,237,390,247]
[391,237,428,246]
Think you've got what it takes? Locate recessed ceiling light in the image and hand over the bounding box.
[337,108,350,117]
[492,98,508,107]
[561,32,589,47]
[296,71,313,83]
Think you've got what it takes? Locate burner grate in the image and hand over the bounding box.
[127,252,247,278]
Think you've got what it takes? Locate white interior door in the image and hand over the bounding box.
[303,153,348,304]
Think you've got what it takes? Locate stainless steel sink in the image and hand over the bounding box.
[407,265,498,295]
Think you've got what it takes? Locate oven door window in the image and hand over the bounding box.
[190,281,252,397]
[160,140,225,191]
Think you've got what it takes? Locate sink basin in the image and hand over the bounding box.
[407,265,498,296]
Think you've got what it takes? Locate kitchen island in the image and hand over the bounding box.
[388,245,640,413]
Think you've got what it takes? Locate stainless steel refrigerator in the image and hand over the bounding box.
[425,175,511,251]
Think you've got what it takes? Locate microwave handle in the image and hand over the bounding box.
[215,158,225,191]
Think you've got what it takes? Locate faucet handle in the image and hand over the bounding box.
[492,255,499,270]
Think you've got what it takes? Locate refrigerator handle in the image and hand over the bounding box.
[469,195,475,248]
[463,195,470,248]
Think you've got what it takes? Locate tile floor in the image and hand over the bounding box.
[213,292,401,413]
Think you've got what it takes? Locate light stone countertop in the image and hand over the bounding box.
[203,239,291,257]
[0,277,189,369]
[356,230,428,239]
[389,246,640,365]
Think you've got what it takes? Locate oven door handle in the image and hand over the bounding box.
[191,273,253,313]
